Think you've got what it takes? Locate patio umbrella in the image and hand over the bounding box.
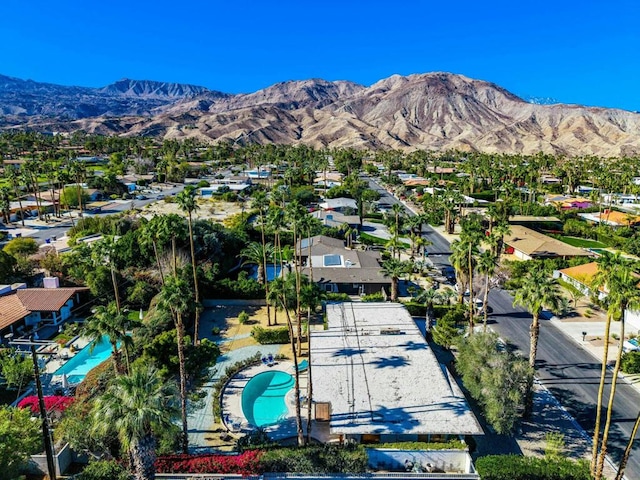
[61,373,69,389]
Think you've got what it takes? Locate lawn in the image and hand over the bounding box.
[359,232,410,247]
[556,236,606,248]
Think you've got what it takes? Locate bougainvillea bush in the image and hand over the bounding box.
[155,450,263,475]
[17,395,74,414]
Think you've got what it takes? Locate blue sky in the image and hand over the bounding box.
[1,0,639,111]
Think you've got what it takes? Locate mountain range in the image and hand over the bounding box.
[2,72,639,157]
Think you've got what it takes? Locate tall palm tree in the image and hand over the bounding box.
[286,201,308,355]
[252,191,272,325]
[4,166,25,226]
[381,258,412,302]
[476,250,497,331]
[591,254,640,479]
[615,408,640,480]
[92,365,179,480]
[450,240,470,304]
[460,214,485,330]
[158,274,192,454]
[84,303,136,375]
[0,186,11,224]
[176,186,201,344]
[512,268,562,416]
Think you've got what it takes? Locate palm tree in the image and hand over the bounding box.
[84,302,135,375]
[286,201,308,355]
[92,365,179,480]
[4,166,25,226]
[158,274,192,454]
[460,214,485,330]
[512,268,562,416]
[240,242,275,285]
[615,408,640,480]
[252,191,272,325]
[381,258,412,302]
[176,186,201,344]
[476,250,497,331]
[450,240,470,304]
[0,186,11,224]
[591,254,640,479]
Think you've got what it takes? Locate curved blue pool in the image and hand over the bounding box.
[53,335,114,384]
[241,370,294,427]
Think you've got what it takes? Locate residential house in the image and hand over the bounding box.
[310,210,360,229]
[503,225,592,260]
[579,210,640,228]
[311,302,482,472]
[297,235,390,295]
[319,197,358,213]
[0,279,88,340]
[544,195,592,210]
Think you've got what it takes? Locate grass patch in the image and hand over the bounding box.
[359,232,410,247]
[556,236,606,248]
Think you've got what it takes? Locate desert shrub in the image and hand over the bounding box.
[212,271,264,299]
[621,351,640,374]
[251,326,290,344]
[238,311,250,324]
[475,455,590,480]
[77,459,130,480]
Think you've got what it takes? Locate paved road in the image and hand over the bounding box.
[365,176,639,479]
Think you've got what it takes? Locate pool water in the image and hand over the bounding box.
[53,336,114,384]
[241,370,294,427]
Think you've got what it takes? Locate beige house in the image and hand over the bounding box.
[503,226,592,260]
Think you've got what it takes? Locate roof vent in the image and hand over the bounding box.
[380,327,403,335]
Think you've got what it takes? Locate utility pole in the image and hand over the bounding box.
[11,338,58,480]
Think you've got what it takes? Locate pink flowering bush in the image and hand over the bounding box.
[17,395,74,414]
[155,450,263,475]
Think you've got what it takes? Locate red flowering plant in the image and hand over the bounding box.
[156,450,263,475]
[17,395,75,414]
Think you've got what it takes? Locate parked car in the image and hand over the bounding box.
[135,194,147,200]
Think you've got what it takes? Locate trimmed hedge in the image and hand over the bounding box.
[259,444,368,474]
[251,326,290,344]
[325,293,352,302]
[403,301,427,316]
[621,351,640,374]
[475,455,591,480]
[374,440,466,450]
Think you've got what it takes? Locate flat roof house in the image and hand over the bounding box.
[503,225,592,260]
[311,302,483,443]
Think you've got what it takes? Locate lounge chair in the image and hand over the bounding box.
[267,353,275,366]
[261,356,269,366]
[297,359,309,372]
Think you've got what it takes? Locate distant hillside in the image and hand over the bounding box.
[2,72,640,157]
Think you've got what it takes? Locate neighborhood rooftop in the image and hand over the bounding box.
[311,303,482,436]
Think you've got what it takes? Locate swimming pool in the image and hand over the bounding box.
[53,336,114,384]
[241,370,294,427]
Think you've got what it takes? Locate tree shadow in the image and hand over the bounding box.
[370,355,410,369]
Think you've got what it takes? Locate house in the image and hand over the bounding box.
[311,302,483,445]
[556,262,640,331]
[199,175,252,196]
[310,210,360,229]
[503,225,592,260]
[297,235,390,295]
[579,210,640,227]
[319,197,357,213]
[544,195,592,210]
[0,279,88,339]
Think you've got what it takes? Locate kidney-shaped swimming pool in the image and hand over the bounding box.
[241,370,294,427]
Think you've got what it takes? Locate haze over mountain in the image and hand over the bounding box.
[2,72,640,157]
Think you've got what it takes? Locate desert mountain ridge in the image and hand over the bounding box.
[1,72,640,157]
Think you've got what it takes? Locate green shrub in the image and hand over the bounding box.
[475,455,591,480]
[259,444,368,473]
[621,351,640,374]
[325,293,352,302]
[361,292,384,302]
[374,440,466,450]
[77,459,130,480]
[211,326,221,336]
[403,301,426,316]
[251,326,290,344]
[238,311,250,324]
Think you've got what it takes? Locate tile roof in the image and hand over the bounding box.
[0,294,30,331]
[0,287,87,331]
[558,262,599,285]
[504,225,592,258]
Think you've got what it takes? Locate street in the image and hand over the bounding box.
[366,175,640,479]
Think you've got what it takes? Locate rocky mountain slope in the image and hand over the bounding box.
[2,72,640,156]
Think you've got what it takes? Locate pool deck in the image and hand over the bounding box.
[41,337,91,391]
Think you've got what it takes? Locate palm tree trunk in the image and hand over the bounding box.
[468,243,474,334]
[152,240,165,285]
[260,212,272,327]
[130,435,156,480]
[483,272,490,331]
[595,317,626,479]
[614,408,640,480]
[591,312,613,475]
[391,277,398,302]
[175,312,189,454]
[187,213,200,344]
[282,300,305,446]
[525,313,541,417]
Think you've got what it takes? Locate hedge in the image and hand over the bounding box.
[156,450,262,475]
[251,326,290,344]
[475,455,591,480]
[622,351,640,374]
[259,444,368,474]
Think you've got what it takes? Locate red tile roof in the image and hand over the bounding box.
[0,287,88,331]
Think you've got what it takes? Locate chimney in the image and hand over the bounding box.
[43,277,60,289]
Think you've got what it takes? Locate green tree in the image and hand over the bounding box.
[381,258,412,302]
[477,249,497,330]
[0,349,33,402]
[0,250,17,283]
[92,365,179,480]
[3,237,38,258]
[0,405,42,480]
[512,267,562,416]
